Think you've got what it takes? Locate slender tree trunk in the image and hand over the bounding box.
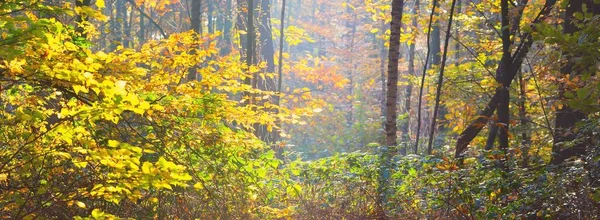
[415,0,437,153]
[123,2,131,47]
[406,0,419,154]
[208,0,214,34]
[188,0,203,82]
[244,0,255,96]
[276,0,286,100]
[115,0,124,45]
[517,70,531,167]
[221,0,233,55]
[275,0,286,149]
[454,0,461,66]
[427,0,458,154]
[138,4,145,45]
[107,0,116,51]
[496,0,512,170]
[380,19,387,136]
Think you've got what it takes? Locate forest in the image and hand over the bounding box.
[1,0,599,218]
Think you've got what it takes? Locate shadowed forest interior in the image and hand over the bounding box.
[1,0,600,218]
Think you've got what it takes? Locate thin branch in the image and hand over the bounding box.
[415,0,438,152]
[428,0,459,153]
[127,0,168,38]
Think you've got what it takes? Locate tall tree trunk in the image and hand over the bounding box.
[495,0,511,170]
[115,0,124,46]
[380,0,404,213]
[385,0,405,151]
[345,0,357,128]
[400,0,420,154]
[188,0,203,82]
[380,19,387,137]
[427,0,458,154]
[221,0,233,55]
[517,70,531,167]
[406,0,419,154]
[107,0,116,51]
[415,0,438,153]
[255,0,278,145]
[454,0,461,66]
[191,0,203,34]
[244,0,256,98]
[276,0,286,101]
[138,4,145,45]
[551,0,600,164]
[275,0,286,150]
[208,0,214,34]
[123,2,131,47]
[454,0,557,158]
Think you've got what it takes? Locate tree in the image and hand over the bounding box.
[384,0,405,152]
[551,0,600,164]
[415,0,438,154]
[403,0,419,154]
[427,0,458,154]
[454,0,557,158]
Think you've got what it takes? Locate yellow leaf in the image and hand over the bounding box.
[95,0,105,8]
[114,80,127,95]
[64,42,78,51]
[142,162,152,174]
[193,182,204,190]
[312,108,323,113]
[76,201,86,208]
[72,85,88,94]
[108,140,119,148]
[74,161,88,168]
[139,101,150,110]
[96,51,108,60]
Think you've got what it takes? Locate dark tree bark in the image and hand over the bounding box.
[551,0,600,164]
[245,0,255,75]
[415,0,437,153]
[496,0,512,169]
[208,0,214,34]
[454,0,557,158]
[380,0,404,213]
[138,4,145,45]
[384,0,405,150]
[254,0,278,145]
[114,0,124,45]
[485,123,498,150]
[427,0,458,154]
[221,0,233,55]
[191,0,203,34]
[123,2,131,47]
[188,0,203,82]
[517,70,531,167]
